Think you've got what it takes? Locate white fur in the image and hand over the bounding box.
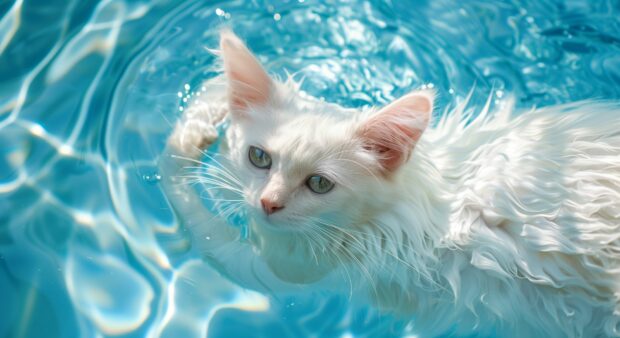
[162,32,620,337]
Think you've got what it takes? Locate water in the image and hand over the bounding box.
[1,0,619,337]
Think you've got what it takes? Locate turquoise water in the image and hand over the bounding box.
[1,0,619,337]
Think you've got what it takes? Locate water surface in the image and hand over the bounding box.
[1,0,619,337]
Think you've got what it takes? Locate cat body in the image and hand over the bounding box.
[162,31,620,337]
[397,101,620,336]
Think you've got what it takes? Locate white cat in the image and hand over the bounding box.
[161,30,620,337]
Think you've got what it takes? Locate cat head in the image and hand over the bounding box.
[219,30,433,241]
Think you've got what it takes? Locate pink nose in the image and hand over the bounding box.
[261,198,284,215]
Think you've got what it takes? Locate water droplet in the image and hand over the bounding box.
[184,84,190,91]
[142,173,162,184]
[177,92,183,98]
[179,106,184,112]
[205,236,211,240]
[215,8,224,16]
[274,13,281,21]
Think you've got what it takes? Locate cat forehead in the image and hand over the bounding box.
[246,113,360,175]
[271,114,355,152]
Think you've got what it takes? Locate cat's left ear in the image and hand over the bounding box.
[357,90,434,174]
[220,30,273,118]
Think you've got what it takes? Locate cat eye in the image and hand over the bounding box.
[248,146,272,169]
[306,175,335,194]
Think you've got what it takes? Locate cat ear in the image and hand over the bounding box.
[220,30,273,117]
[357,90,434,173]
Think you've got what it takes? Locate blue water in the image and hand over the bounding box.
[1,0,619,337]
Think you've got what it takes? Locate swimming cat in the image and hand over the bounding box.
[161,30,620,337]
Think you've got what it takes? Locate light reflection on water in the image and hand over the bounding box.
[0,0,619,337]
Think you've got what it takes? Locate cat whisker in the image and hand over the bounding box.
[298,227,322,266]
[201,185,244,196]
[177,173,243,191]
[183,163,244,188]
[308,216,421,256]
[217,200,244,215]
[170,154,210,165]
[196,151,244,186]
[301,223,355,298]
[177,175,245,194]
[307,216,447,294]
[177,179,244,198]
[306,217,368,250]
[180,166,243,187]
[171,155,244,187]
[198,194,245,203]
[304,220,380,301]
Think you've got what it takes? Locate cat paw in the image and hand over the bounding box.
[168,119,218,159]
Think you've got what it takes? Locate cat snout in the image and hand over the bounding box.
[261,198,284,215]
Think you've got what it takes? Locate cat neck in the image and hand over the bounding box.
[366,135,454,276]
[248,218,341,284]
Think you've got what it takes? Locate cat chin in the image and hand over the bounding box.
[247,218,335,284]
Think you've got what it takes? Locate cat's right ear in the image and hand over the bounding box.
[220,30,273,118]
[356,90,434,174]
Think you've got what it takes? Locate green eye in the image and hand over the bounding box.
[248,146,272,169]
[306,175,335,194]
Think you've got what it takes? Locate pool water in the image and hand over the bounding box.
[1,0,619,337]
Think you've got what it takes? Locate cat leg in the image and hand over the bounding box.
[160,97,238,249]
[167,100,226,159]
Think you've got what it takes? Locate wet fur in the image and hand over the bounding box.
[162,32,620,337]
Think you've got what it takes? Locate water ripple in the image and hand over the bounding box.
[66,250,155,335]
[1,1,619,337]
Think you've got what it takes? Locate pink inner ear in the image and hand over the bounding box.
[358,91,433,173]
[220,31,273,114]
